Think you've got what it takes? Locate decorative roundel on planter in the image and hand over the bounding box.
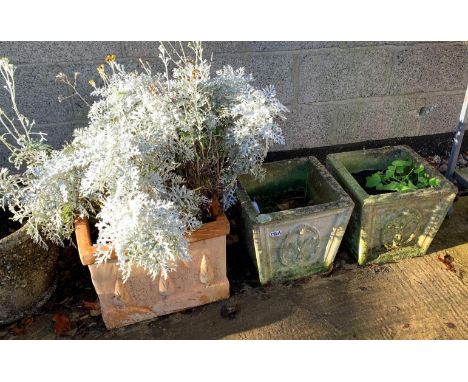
[380,208,422,249]
[278,224,320,266]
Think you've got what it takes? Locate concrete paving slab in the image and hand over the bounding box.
[2,197,468,340]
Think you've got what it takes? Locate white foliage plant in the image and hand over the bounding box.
[0,42,287,281]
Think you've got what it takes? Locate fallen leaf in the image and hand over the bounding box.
[22,317,34,326]
[9,324,26,336]
[81,300,101,317]
[52,313,71,336]
[437,254,456,273]
[81,300,99,310]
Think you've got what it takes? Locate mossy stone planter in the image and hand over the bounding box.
[0,225,59,325]
[237,156,354,285]
[326,145,457,265]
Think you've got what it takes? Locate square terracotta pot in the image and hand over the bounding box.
[236,156,354,285]
[326,145,457,265]
[74,215,230,329]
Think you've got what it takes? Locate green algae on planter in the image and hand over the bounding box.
[237,156,354,285]
[0,224,59,325]
[326,145,457,265]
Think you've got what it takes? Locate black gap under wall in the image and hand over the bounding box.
[266,132,468,164]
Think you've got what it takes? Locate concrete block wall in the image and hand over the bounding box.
[0,41,466,168]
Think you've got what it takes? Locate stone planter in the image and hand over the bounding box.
[0,225,59,325]
[326,145,457,265]
[74,215,230,329]
[237,156,354,285]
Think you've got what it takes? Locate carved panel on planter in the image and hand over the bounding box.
[278,224,320,266]
[199,254,215,285]
[380,208,422,249]
[158,276,175,296]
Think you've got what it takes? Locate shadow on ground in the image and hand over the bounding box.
[1,198,467,340]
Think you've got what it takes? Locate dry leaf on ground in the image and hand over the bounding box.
[52,313,71,336]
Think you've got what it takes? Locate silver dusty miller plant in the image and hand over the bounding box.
[0,42,287,281]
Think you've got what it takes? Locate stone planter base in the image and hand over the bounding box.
[0,225,58,325]
[326,145,457,265]
[74,215,230,329]
[237,156,354,285]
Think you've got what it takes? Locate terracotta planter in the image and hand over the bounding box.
[326,145,457,265]
[237,156,354,285]
[74,215,230,329]
[0,225,59,325]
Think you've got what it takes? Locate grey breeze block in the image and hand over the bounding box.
[326,145,457,265]
[237,156,354,285]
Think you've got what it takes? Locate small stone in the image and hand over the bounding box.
[439,163,448,173]
[89,309,101,317]
[277,202,290,211]
[458,155,467,166]
[220,304,239,320]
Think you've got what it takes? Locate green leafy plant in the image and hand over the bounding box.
[365,159,441,192]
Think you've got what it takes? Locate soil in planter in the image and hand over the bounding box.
[0,210,22,240]
[252,186,315,214]
[352,170,394,196]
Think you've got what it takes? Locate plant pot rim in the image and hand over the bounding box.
[237,155,354,224]
[326,145,458,205]
[73,213,230,266]
[0,223,28,246]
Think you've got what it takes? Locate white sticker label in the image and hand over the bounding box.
[269,230,282,238]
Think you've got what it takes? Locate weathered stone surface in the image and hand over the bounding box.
[84,217,230,329]
[326,145,457,264]
[298,47,393,103]
[203,41,424,54]
[43,122,83,149]
[326,97,421,144]
[0,147,11,169]
[0,42,122,64]
[416,92,466,135]
[0,64,75,125]
[454,167,468,188]
[237,156,354,284]
[274,97,424,151]
[0,225,59,324]
[204,41,301,54]
[211,52,295,104]
[272,104,333,150]
[0,42,466,171]
[122,41,163,58]
[388,43,467,95]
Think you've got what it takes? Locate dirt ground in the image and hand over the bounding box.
[1,196,467,340]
